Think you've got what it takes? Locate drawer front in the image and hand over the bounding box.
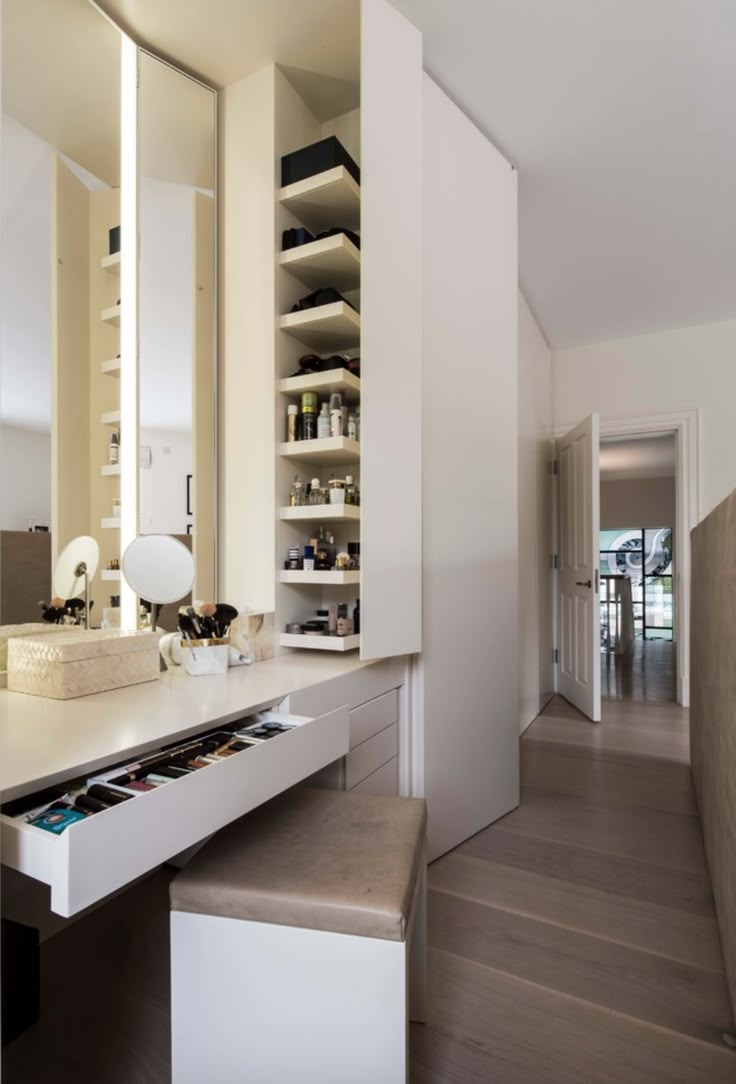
[0,707,349,917]
[349,688,398,749]
[350,757,399,796]
[345,723,398,790]
[285,657,405,718]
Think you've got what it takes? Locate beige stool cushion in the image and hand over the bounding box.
[170,787,427,942]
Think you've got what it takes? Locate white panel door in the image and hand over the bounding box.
[419,75,519,861]
[360,0,423,659]
[557,414,601,721]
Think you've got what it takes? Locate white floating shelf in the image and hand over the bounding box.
[101,411,121,426]
[279,302,360,350]
[280,233,360,291]
[101,304,121,326]
[280,505,360,524]
[279,437,360,465]
[280,633,360,653]
[280,570,360,586]
[279,367,360,400]
[101,569,121,581]
[101,357,121,377]
[100,252,121,276]
[279,166,360,233]
[100,518,121,530]
[101,464,120,476]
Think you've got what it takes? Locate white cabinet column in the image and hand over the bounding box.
[360,0,423,659]
[416,75,519,861]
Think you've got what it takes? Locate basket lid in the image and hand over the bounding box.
[8,629,161,664]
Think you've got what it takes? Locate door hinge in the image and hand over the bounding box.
[552,554,559,570]
[553,648,559,664]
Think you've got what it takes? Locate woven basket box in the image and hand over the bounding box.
[7,629,161,700]
[0,623,81,672]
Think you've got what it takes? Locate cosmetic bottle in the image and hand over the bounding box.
[327,602,337,635]
[336,603,349,637]
[303,545,315,572]
[353,599,360,635]
[355,406,361,442]
[328,477,346,505]
[348,542,360,570]
[289,476,305,507]
[286,404,299,442]
[317,402,331,439]
[301,392,318,440]
[347,412,358,441]
[329,392,344,437]
[109,430,119,465]
[345,475,356,505]
[309,478,323,506]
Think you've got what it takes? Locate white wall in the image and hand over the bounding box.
[1,115,53,432]
[139,177,194,431]
[139,428,193,536]
[601,476,675,530]
[0,424,51,529]
[518,291,554,732]
[553,317,736,520]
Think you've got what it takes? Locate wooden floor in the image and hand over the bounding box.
[4,695,734,1083]
[601,639,677,702]
[413,695,735,1083]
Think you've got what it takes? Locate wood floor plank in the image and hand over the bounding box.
[425,948,736,1084]
[496,786,708,874]
[428,890,733,1046]
[520,741,698,815]
[411,1022,545,1084]
[460,821,715,916]
[429,851,725,972]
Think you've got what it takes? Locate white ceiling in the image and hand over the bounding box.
[394,0,736,348]
[600,433,676,480]
[99,0,360,91]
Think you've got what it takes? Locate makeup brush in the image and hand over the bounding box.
[185,606,203,637]
[199,602,217,638]
[178,613,198,660]
[213,603,239,639]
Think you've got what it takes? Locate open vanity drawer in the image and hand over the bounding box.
[0,706,348,917]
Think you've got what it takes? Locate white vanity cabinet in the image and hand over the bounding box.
[1,705,349,917]
[285,656,407,796]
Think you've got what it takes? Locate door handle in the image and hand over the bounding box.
[576,579,592,588]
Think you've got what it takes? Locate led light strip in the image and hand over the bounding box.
[119,36,139,630]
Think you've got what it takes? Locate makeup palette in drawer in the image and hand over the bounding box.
[0,707,349,917]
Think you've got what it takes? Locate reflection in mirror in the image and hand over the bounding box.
[0,0,121,626]
[138,52,216,609]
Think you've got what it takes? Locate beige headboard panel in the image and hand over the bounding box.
[690,489,736,1021]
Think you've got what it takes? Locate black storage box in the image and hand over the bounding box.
[109,225,120,255]
[281,136,360,188]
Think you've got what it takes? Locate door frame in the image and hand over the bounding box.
[552,409,699,708]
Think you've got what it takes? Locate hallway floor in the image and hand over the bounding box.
[601,639,677,702]
[411,695,735,1083]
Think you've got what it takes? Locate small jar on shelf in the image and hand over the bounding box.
[289,475,305,507]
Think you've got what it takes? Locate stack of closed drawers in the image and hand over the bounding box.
[346,689,399,794]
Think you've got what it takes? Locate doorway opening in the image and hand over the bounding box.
[599,433,677,702]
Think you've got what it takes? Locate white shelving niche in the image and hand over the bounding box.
[276,98,363,656]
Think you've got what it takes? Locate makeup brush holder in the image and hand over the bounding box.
[181,637,230,677]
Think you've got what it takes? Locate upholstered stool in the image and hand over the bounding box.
[170,787,427,1084]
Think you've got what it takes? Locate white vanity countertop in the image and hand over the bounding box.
[0,653,379,801]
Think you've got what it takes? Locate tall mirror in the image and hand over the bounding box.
[0,0,121,626]
[0,1,217,638]
[138,52,216,611]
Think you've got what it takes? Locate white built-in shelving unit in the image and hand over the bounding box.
[276,158,362,653]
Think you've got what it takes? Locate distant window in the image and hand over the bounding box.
[600,528,673,646]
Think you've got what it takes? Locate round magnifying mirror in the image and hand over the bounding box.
[121,534,195,605]
[53,535,100,603]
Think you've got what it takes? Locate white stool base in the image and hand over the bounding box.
[172,906,422,1084]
